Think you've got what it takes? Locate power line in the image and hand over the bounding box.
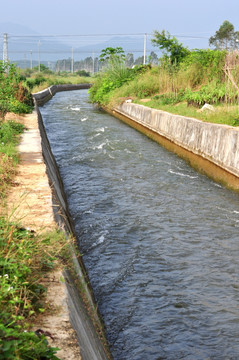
[5,33,147,38]
[2,32,210,40]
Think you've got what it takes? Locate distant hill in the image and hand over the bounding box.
[0,23,160,67]
[0,22,39,36]
[0,22,71,64]
[73,35,157,60]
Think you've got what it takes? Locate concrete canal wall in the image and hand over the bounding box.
[33,83,91,106]
[33,84,110,360]
[32,85,239,358]
[115,102,239,190]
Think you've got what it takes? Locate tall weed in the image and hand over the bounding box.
[0,217,68,359]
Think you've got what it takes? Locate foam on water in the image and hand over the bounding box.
[71,106,81,111]
[168,169,198,179]
[96,127,105,132]
[93,142,106,150]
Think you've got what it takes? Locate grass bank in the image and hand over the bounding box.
[89,49,239,127]
[20,68,93,94]
[0,116,70,359]
[0,112,110,359]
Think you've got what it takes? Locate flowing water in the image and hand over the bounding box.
[41,90,239,360]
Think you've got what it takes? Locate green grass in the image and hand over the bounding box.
[22,72,93,94]
[0,118,65,359]
[89,49,239,127]
[0,117,111,359]
[137,100,239,127]
[0,216,70,359]
[0,120,25,200]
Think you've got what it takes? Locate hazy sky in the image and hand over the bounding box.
[1,0,239,49]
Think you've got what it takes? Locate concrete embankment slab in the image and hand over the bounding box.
[33,85,110,360]
[115,102,239,190]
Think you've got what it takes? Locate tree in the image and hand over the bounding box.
[134,56,144,65]
[0,61,19,119]
[234,31,239,50]
[125,53,134,68]
[99,47,125,63]
[209,20,236,50]
[148,51,158,65]
[76,70,90,77]
[151,30,189,65]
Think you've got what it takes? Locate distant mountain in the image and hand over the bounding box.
[0,23,160,67]
[0,22,72,64]
[0,22,39,36]
[74,36,158,60]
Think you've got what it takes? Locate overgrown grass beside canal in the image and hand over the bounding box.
[0,217,70,359]
[20,66,93,94]
[0,66,72,358]
[0,116,69,359]
[89,49,239,127]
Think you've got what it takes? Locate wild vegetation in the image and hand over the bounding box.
[0,217,70,359]
[0,62,111,359]
[89,21,239,127]
[0,60,84,359]
[19,64,92,94]
[0,61,34,119]
[0,112,70,358]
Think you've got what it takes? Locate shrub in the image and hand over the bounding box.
[76,70,90,77]
[24,75,47,90]
[0,217,67,359]
[0,61,34,118]
[89,57,136,104]
[0,324,59,360]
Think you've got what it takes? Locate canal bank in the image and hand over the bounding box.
[40,89,239,359]
[112,102,239,191]
[5,111,82,360]
[27,85,239,359]
[32,84,110,360]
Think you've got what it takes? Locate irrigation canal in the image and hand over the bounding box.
[40,89,239,360]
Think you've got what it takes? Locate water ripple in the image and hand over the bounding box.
[41,90,239,360]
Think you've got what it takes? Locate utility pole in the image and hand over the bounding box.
[30,50,32,69]
[92,52,95,74]
[71,47,74,74]
[143,33,147,65]
[3,33,8,63]
[38,40,41,72]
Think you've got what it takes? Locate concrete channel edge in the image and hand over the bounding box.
[112,102,239,191]
[33,84,111,360]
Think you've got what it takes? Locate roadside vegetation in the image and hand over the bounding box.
[0,61,74,359]
[20,64,92,93]
[0,61,111,359]
[89,21,239,127]
[0,113,68,358]
[0,218,70,359]
[0,61,34,119]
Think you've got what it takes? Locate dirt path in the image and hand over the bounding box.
[5,112,82,360]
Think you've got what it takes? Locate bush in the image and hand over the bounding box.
[76,70,90,77]
[0,217,67,359]
[0,61,34,118]
[0,324,59,360]
[89,57,140,104]
[180,49,226,83]
[24,75,47,90]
